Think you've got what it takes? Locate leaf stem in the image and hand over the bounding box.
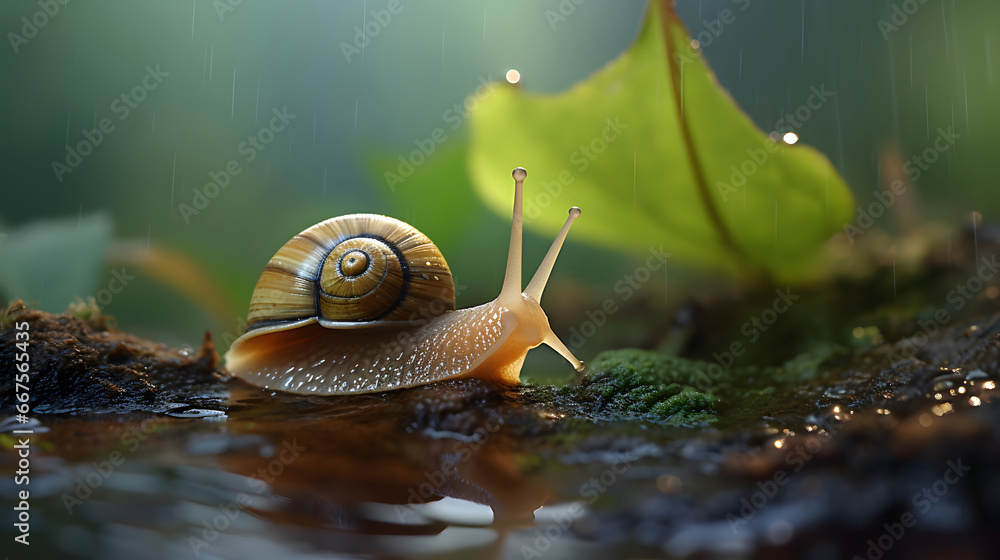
[655,0,766,282]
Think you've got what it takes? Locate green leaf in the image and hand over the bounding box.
[0,213,112,311]
[468,0,854,281]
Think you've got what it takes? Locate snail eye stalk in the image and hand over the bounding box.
[525,206,581,301]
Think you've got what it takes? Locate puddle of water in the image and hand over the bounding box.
[4,355,999,559]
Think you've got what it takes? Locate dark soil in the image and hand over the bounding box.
[0,299,229,415]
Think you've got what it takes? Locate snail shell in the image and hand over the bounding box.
[246,213,455,329]
[225,168,584,395]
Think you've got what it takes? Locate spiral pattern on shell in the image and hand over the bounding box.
[246,214,455,330]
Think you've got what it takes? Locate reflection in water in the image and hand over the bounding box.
[218,379,551,554]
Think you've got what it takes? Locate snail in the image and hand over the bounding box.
[224,167,584,395]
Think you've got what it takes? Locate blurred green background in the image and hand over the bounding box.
[1,0,997,364]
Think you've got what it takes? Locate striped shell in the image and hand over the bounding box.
[247,214,455,332]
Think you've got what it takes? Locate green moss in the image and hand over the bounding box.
[584,349,712,388]
[651,387,715,416]
[0,301,22,333]
[567,349,719,424]
[524,345,845,428]
[66,297,107,330]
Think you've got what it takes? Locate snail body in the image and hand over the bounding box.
[225,168,583,395]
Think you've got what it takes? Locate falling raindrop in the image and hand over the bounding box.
[782,132,799,144]
[254,75,261,128]
[64,111,71,146]
[230,67,236,124]
[505,69,520,84]
[963,64,970,133]
[190,0,197,43]
[59,0,69,29]
[940,1,949,58]
[909,34,913,88]
[201,42,208,88]
[887,39,900,136]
